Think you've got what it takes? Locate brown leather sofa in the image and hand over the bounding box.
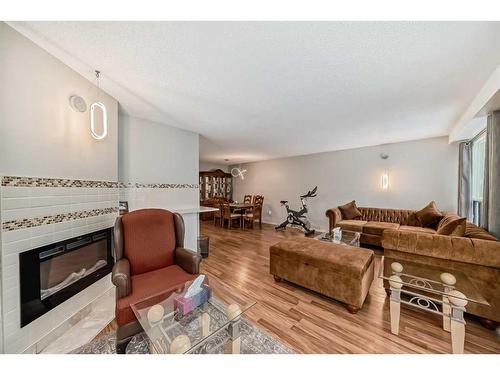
[326,206,423,247]
[382,228,500,325]
[112,208,202,353]
[326,205,500,324]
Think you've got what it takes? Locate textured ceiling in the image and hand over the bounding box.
[10,21,500,164]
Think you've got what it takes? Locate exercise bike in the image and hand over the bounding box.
[275,186,317,235]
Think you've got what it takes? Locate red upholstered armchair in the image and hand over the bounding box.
[112,209,202,353]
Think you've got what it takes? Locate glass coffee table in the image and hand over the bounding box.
[379,256,490,354]
[130,278,255,354]
[315,230,361,247]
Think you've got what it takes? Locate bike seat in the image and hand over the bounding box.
[280,200,288,204]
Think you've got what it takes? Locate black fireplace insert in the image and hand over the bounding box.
[19,227,114,327]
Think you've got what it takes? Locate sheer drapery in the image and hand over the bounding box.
[483,110,500,238]
[457,141,472,219]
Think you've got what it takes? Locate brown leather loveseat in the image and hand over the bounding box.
[112,208,202,353]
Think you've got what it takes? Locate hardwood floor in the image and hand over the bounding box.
[199,221,500,354]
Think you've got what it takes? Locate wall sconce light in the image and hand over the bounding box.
[381,171,389,190]
[90,70,108,140]
[231,167,247,180]
[379,152,390,190]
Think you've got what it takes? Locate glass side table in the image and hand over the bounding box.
[131,278,255,354]
[379,256,490,354]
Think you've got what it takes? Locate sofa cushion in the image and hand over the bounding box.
[399,225,436,234]
[362,221,400,236]
[358,207,418,225]
[382,229,500,268]
[360,233,382,247]
[116,265,197,325]
[437,215,466,237]
[415,201,444,228]
[470,238,500,267]
[338,219,367,232]
[338,200,362,220]
[465,222,499,241]
[122,209,177,275]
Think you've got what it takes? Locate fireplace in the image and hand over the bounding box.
[20,228,114,327]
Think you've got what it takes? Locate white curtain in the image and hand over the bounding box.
[457,141,472,219]
[483,110,500,237]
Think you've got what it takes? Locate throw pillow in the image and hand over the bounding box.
[437,215,466,236]
[436,214,460,232]
[407,212,423,227]
[465,223,499,241]
[338,200,362,220]
[415,201,444,228]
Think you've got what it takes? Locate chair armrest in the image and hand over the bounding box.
[325,207,342,234]
[175,247,202,274]
[112,258,131,299]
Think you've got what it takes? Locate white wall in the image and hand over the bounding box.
[233,137,459,231]
[0,23,118,181]
[119,115,200,250]
[0,22,202,353]
[119,115,198,184]
[0,23,118,353]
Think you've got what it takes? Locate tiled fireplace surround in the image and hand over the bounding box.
[0,175,199,353]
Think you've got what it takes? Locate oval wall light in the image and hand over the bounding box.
[90,101,108,140]
[381,171,389,190]
[379,153,389,190]
[90,70,108,140]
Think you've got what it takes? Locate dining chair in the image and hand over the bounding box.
[222,203,242,229]
[245,195,264,228]
[213,202,223,226]
[232,195,252,216]
[252,195,264,206]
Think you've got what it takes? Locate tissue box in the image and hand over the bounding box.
[174,284,212,316]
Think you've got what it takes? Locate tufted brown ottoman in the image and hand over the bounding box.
[270,237,374,313]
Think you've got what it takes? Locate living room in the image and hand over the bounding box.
[1,1,499,373]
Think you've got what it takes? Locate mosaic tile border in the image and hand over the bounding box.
[1,176,198,189]
[119,182,199,189]
[2,207,119,232]
[2,176,119,188]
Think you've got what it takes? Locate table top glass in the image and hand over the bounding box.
[229,203,254,209]
[379,256,489,306]
[131,277,256,354]
[315,230,360,247]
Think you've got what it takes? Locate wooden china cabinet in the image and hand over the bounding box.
[199,169,233,220]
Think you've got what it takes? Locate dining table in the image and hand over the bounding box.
[229,203,254,210]
[229,203,254,229]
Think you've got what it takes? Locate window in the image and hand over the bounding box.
[471,132,486,225]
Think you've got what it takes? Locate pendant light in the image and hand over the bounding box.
[90,70,108,140]
[231,167,247,180]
